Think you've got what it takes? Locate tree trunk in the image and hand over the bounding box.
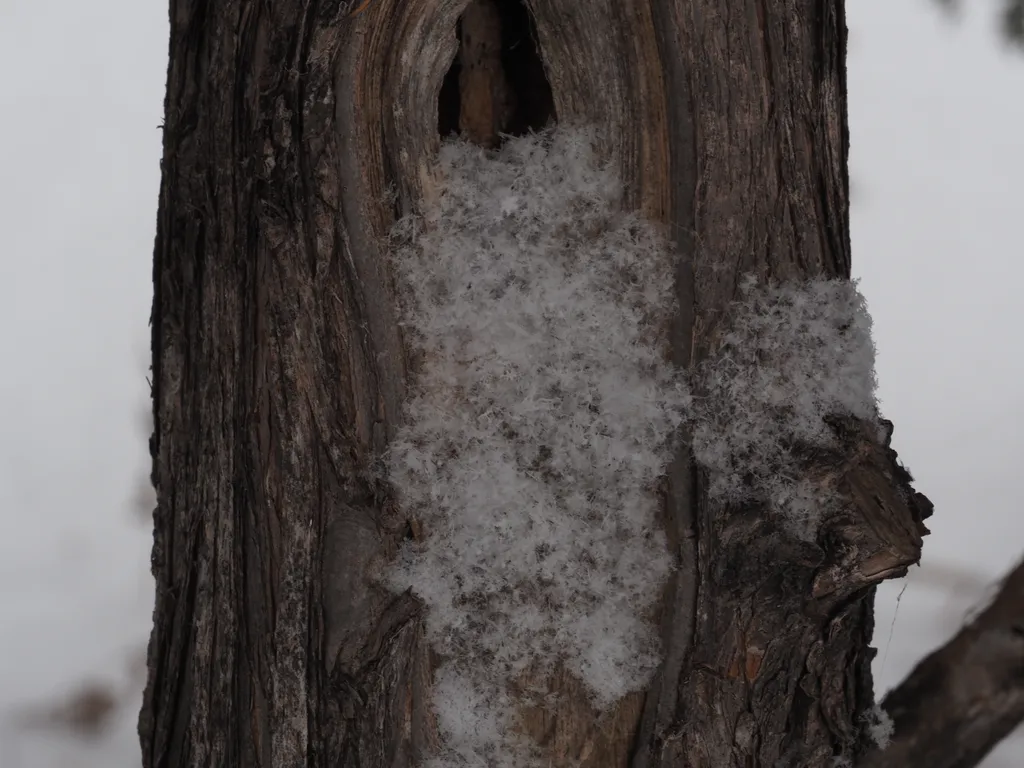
[142,1,930,766]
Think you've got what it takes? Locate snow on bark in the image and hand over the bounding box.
[690,276,880,538]
[384,128,685,767]
[382,127,883,765]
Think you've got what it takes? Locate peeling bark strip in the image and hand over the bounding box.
[144,2,931,768]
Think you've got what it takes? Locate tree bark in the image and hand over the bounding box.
[142,1,931,767]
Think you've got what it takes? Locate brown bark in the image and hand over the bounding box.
[458,0,513,147]
[862,559,1024,768]
[142,1,931,767]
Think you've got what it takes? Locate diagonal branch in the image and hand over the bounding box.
[861,557,1024,768]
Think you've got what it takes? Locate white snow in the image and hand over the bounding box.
[863,702,895,750]
[690,276,879,538]
[384,128,686,766]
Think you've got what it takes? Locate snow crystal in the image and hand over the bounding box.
[689,275,879,538]
[864,702,894,750]
[384,127,686,766]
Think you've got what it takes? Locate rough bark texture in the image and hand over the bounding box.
[143,1,932,767]
[862,559,1024,768]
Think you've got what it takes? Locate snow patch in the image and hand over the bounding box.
[689,276,879,538]
[385,128,685,766]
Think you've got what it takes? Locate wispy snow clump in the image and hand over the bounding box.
[385,128,686,766]
[690,276,878,537]
[864,702,895,750]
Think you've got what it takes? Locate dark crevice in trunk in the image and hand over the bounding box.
[438,52,460,138]
[496,0,555,137]
[439,0,555,143]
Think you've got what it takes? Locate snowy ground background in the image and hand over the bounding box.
[0,0,1020,765]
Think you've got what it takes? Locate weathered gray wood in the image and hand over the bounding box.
[142,2,931,767]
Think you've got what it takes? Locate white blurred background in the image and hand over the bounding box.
[0,0,1020,765]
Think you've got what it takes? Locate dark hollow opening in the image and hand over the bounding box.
[438,0,556,143]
